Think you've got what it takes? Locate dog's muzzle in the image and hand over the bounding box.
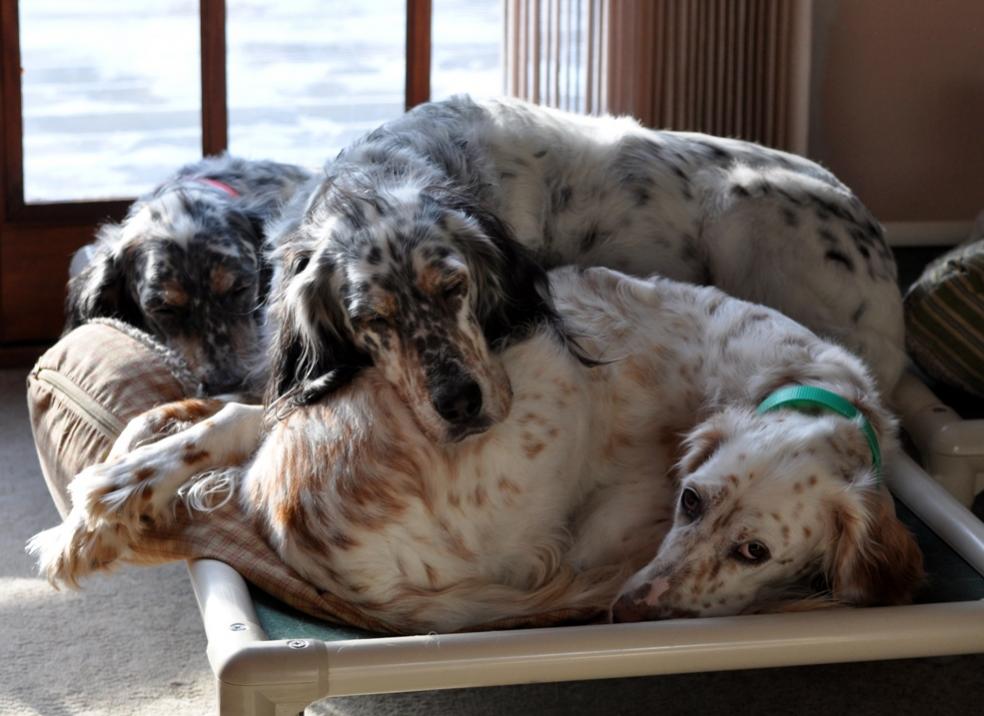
[430,374,488,439]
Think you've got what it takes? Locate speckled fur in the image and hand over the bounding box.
[30,268,922,633]
[65,154,313,394]
[265,96,905,443]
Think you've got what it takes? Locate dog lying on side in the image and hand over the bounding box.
[66,154,313,394]
[29,267,923,633]
[264,95,905,445]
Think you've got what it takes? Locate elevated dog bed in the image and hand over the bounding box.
[28,321,984,715]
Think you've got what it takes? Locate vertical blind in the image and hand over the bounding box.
[506,0,813,153]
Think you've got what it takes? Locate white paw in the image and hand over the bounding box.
[68,457,160,532]
[25,511,127,589]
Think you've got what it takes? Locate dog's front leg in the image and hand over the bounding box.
[27,402,265,588]
[109,397,231,459]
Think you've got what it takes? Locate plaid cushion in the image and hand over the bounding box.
[905,239,984,399]
[28,320,596,634]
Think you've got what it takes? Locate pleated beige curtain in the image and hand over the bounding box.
[504,0,813,153]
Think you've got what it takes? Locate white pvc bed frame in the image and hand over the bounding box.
[187,374,984,716]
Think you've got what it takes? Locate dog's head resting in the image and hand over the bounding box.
[265,177,561,443]
[611,404,924,621]
[66,188,269,394]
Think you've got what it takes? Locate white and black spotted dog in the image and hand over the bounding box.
[66,154,314,394]
[28,267,923,633]
[267,96,904,444]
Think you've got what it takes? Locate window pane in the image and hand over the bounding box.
[431,0,504,101]
[20,1,202,203]
[227,0,405,168]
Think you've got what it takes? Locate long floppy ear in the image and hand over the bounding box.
[481,224,558,349]
[826,488,924,606]
[64,225,142,331]
[427,187,558,348]
[263,253,370,411]
[675,410,743,477]
[234,207,275,306]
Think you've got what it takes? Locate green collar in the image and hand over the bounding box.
[756,385,881,477]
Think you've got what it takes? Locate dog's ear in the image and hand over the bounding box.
[238,208,274,306]
[64,225,142,331]
[825,489,924,606]
[265,319,368,409]
[264,256,370,411]
[450,200,557,348]
[676,411,742,477]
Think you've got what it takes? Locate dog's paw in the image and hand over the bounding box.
[25,512,126,589]
[109,399,226,459]
[68,458,159,531]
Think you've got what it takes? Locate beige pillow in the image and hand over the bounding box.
[27,319,198,517]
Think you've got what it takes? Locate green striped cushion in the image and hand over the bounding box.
[904,240,984,398]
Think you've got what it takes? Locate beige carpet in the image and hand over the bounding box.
[3,368,982,715]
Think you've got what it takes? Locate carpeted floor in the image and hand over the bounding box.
[2,367,981,715]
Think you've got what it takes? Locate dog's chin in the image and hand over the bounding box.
[446,418,494,443]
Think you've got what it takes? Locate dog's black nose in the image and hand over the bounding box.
[432,379,483,424]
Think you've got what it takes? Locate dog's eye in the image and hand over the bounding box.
[734,541,771,564]
[680,487,703,520]
[442,278,466,300]
[149,304,181,318]
[292,256,310,275]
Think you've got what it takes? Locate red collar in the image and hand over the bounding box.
[194,177,240,198]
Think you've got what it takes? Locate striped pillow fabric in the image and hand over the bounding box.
[904,239,984,399]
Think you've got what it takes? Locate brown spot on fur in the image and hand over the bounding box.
[770,512,782,522]
[141,487,154,501]
[471,485,487,507]
[328,530,359,550]
[793,482,803,494]
[524,441,546,459]
[209,266,237,294]
[782,525,791,544]
[803,526,813,538]
[135,467,156,482]
[498,477,522,496]
[182,448,210,465]
[161,280,189,307]
[808,475,818,487]
[727,474,739,487]
[160,398,223,424]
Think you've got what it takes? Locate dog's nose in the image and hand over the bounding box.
[432,379,483,424]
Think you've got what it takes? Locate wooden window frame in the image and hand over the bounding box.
[0,0,431,353]
[0,0,431,225]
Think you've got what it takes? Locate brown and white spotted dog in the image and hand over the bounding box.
[66,154,314,394]
[28,267,922,633]
[264,95,905,444]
